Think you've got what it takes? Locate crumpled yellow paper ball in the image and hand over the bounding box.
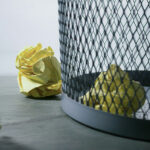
[81,64,146,117]
[16,43,62,98]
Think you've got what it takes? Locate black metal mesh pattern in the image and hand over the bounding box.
[58,0,150,120]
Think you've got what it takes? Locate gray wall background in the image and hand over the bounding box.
[0,0,60,76]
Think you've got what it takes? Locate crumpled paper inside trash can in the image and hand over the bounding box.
[81,64,146,117]
[16,43,62,98]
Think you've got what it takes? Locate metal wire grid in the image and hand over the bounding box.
[58,0,150,120]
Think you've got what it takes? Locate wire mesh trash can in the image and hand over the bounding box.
[58,0,150,140]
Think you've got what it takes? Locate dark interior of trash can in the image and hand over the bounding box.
[67,71,150,98]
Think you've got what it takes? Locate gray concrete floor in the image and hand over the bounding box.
[0,76,150,150]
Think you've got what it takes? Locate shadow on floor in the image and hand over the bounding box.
[0,136,34,150]
[27,94,62,101]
